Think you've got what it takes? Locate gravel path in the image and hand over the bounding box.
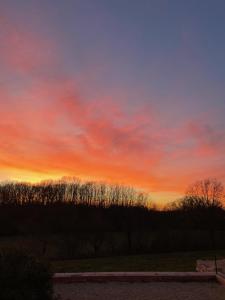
[55,282,225,300]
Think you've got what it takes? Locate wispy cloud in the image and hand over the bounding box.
[0,13,225,203]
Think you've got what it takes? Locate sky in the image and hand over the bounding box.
[0,0,225,204]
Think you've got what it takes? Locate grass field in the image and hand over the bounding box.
[52,250,225,273]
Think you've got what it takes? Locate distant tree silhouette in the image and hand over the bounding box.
[186,178,224,208]
[170,178,224,211]
[0,177,225,258]
[0,178,149,208]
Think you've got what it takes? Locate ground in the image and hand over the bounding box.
[55,282,225,300]
[52,250,225,273]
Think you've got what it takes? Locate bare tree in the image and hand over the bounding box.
[167,178,224,212]
[185,178,224,209]
[184,178,224,273]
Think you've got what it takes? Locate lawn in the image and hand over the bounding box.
[52,250,225,273]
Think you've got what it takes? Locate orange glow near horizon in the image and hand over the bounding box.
[0,10,225,206]
[2,168,183,205]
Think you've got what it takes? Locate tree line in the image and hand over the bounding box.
[0,178,224,258]
[0,178,148,207]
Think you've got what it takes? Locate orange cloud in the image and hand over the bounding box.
[0,15,225,204]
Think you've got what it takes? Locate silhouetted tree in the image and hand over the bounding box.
[170,178,224,212]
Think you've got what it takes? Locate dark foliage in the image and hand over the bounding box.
[0,178,224,258]
[0,250,54,300]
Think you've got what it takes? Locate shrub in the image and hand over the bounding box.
[0,250,55,300]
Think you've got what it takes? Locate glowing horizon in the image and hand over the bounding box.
[1,1,225,205]
[0,173,183,206]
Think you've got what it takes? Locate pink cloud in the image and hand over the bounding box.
[185,121,225,156]
[0,14,225,203]
[0,16,55,74]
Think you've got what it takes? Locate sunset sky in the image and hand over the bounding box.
[1,0,225,204]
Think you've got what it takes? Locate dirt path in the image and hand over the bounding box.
[55,282,225,300]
